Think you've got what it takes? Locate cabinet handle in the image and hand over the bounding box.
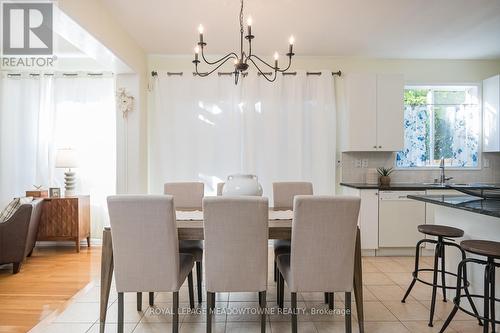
[373,145,377,149]
[378,146,382,148]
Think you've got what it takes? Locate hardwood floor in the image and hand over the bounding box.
[0,246,99,333]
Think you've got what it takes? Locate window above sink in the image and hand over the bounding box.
[396,85,481,169]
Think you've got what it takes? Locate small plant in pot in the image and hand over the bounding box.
[377,167,394,186]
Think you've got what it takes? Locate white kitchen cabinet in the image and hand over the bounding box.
[342,73,404,152]
[483,75,500,152]
[341,186,379,250]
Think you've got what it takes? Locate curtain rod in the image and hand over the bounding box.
[4,72,108,77]
[151,70,341,77]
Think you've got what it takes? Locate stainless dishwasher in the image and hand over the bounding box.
[378,191,426,247]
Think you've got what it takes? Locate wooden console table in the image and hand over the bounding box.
[37,195,91,252]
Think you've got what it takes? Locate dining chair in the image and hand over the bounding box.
[271,182,313,284]
[203,196,269,333]
[276,195,361,333]
[164,182,205,304]
[107,195,195,333]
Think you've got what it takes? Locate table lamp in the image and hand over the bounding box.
[55,148,78,197]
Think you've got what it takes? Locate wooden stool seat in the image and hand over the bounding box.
[417,224,464,238]
[461,240,500,259]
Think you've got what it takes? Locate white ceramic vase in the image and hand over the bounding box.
[222,174,263,196]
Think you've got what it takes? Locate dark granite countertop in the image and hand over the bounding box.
[340,182,500,191]
[408,195,500,219]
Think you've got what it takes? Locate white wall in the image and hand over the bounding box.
[149,55,500,187]
[58,0,149,194]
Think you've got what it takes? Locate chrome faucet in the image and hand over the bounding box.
[439,157,453,185]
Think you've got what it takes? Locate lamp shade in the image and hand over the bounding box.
[55,148,78,168]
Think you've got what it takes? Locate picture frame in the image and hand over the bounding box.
[49,187,61,198]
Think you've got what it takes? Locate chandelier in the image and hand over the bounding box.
[192,0,295,84]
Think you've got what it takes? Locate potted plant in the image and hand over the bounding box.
[377,167,394,186]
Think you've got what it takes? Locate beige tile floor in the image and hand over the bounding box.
[30,250,485,333]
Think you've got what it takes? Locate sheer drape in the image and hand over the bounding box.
[150,71,336,199]
[0,75,116,237]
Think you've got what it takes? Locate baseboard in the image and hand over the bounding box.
[35,238,102,247]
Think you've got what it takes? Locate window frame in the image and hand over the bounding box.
[394,82,483,171]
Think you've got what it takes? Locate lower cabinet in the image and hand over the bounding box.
[341,186,379,250]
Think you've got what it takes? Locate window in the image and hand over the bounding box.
[396,85,480,168]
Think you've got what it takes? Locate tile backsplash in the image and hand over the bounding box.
[340,152,500,184]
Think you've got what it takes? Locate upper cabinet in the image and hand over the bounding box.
[483,75,500,152]
[342,73,404,152]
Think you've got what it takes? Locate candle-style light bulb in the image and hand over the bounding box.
[194,46,200,61]
[288,35,294,54]
[198,24,204,44]
[274,52,279,69]
[247,16,252,36]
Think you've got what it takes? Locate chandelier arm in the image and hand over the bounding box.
[247,54,277,71]
[248,57,278,82]
[195,56,236,77]
[276,56,293,73]
[200,48,238,66]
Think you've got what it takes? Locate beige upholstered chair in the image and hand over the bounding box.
[272,182,313,283]
[107,195,195,333]
[203,196,269,333]
[216,182,224,196]
[276,195,360,333]
[164,182,204,304]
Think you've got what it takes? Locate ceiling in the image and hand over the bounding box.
[101,0,500,59]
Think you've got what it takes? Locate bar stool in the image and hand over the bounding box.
[440,240,500,333]
[402,224,481,327]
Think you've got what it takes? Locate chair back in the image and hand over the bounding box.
[203,196,268,292]
[216,182,224,196]
[107,195,181,292]
[289,195,360,292]
[273,182,313,210]
[164,182,204,210]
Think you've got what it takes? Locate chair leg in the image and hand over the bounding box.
[490,262,496,333]
[279,272,285,309]
[328,293,334,310]
[118,292,124,333]
[440,244,447,302]
[402,239,425,303]
[291,292,297,333]
[188,271,195,309]
[196,261,203,303]
[173,291,179,333]
[276,269,281,306]
[324,292,329,304]
[149,292,154,306]
[439,260,465,333]
[136,292,142,311]
[274,259,277,282]
[259,291,267,333]
[345,292,352,333]
[461,250,483,326]
[484,263,490,333]
[207,291,213,333]
[12,262,21,274]
[429,241,441,327]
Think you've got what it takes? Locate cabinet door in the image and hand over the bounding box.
[343,73,377,151]
[359,189,379,249]
[483,75,500,152]
[376,74,404,151]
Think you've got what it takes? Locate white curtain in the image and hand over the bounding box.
[150,71,336,200]
[0,75,116,237]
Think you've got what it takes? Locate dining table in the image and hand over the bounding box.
[99,210,365,333]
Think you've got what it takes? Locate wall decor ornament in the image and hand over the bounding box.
[116,88,134,119]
